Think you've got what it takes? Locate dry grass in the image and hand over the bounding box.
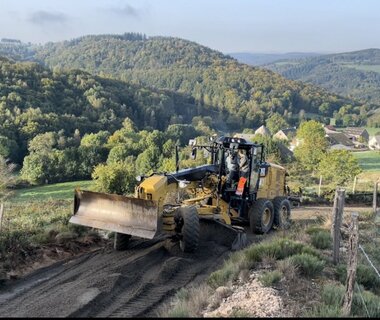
[159,284,211,318]
[277,259,299,282]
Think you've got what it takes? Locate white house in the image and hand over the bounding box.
[369,135,380,150]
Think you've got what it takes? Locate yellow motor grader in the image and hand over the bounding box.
[70,136,292,252]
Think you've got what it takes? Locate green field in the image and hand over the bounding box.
[12,180,95,202]
[353,151,380,172]
[365,127,380,136]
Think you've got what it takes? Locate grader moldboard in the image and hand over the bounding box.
[70,136,292,252]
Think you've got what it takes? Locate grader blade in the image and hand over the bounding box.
[70,189,160,239]
[199,219,247,251]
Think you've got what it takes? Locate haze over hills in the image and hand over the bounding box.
[264,48,380,107]
[228,52,324,66]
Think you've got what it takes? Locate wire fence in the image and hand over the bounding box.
[355,281,370,318]
[358,244,380,280]
[352,242,380,317]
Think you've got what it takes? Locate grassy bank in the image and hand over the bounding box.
[1,180,100,275]
[160,209,380,317]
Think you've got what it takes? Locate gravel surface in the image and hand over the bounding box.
[203,272,284,317]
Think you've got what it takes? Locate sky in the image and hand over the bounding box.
[1,0,379,54]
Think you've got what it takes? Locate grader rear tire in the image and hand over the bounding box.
[249,199,274,234]
[273,197,291,229]
[175,206,200,253]
[114,232,131,251]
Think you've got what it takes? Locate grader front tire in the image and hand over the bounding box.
[176,206,200,253]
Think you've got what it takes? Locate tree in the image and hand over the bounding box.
[294,120,328,172]
[107,145,132,164]
[20,152,53,185]
[135,146,162,175]
[28,132,57,154]
[318,150,362,186]
[0,136,20,163]
[0,156,16,200]
[266,112,289,135]
[92,159,136,195]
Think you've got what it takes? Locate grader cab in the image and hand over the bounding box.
[70,136,292,252]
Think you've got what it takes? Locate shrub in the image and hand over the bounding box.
[358,211,375,222]
[167,301,190,318]
[258,270,282,287]
[305,226,325,235]
[244,238,320,267]
[165,285,211,318]
[208,251,247,288]
[336,264,380,294]
[289,253,325,277]
[229,308,252,317]
[310,231,332,250]
[310,283,380,317]
[277,259,299,281]
[208,260,241,289]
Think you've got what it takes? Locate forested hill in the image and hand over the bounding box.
[27,34,372,127]
[0,57,218,163]
[265,48,380,106]
[229,52,322,66]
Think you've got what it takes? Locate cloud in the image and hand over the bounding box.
[109,4,140,18]
[28,11,68,25]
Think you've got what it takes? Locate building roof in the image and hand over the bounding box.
[233,133,256,142]
[277,142,295,161]
[278,127,296,136]
[255,125,271,136]
[343,127,368,136]
[326,132,354,147]
[324,125,337,133]
[325,125,336,131]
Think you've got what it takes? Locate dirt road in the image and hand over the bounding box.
[0,205,371,317]
[0,229,246,318]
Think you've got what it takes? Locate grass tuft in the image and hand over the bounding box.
[289,253,325,278]
[310,230,332,250]
[258,270,282,287]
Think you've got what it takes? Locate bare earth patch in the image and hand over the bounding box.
[203,272,285,317]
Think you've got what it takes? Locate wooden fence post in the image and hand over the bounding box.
[331,188,345,265]
[352,176,357,195]
[0,202,4,232]
[318,175,323,197]
[373,181,378,215]
[342,212,359,317]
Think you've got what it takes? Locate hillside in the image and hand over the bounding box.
[0,40,35,61]
[0,35,374,128]
[0,57,213,163]
[229,52,323,66]
[265,48,380,107]
[12,34,372,127]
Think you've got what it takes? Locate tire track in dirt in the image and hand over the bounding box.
[0,235,231,318]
